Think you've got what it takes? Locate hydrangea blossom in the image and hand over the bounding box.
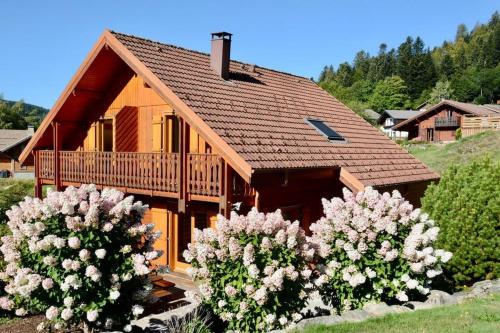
[0,185,160,332]
[184,208,314,332]
[309,187,452,312]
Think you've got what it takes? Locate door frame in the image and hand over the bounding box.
[170,212,191,273]
[169,210,217,273]
[426,128,434,142]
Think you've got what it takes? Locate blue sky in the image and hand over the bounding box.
[0,0,498,109]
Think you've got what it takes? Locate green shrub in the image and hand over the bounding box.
[0,185,160,332]
[184,209,314,332]
[455,128,462,140]
[0,180,33,223]
[422,157,500,288]
[310,187,451,312]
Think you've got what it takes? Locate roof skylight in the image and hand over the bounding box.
[305,118,346,142]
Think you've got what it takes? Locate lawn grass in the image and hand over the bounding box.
[404,131,500,174]
[298,294,500,333]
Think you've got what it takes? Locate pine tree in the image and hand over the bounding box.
[455,23,469,42]
[440,53,455,79]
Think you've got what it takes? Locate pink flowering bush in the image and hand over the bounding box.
[0,185,161,332]
[310,187,452,312]
[183,208,315,332]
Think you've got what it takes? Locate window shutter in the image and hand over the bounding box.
[152,115,163,152]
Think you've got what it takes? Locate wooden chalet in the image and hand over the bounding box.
[20,30,439,272]
[0,127,35,177]
[393,99,500,142]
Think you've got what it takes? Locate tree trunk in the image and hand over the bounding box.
[82,322,93,333]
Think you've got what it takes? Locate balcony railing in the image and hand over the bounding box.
[37,151,222,198]
[187,153,222,197]
[435,117,459,127]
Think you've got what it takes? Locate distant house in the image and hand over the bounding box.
[377,110,423,139]
[0,127,35,177]
[362,109,381,123]
[393,100,500,142]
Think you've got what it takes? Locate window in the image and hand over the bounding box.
[305,118,345,142]
[101,119,113,152]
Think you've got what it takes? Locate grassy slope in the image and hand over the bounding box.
[300,294,500,333]
[405,131,500,174]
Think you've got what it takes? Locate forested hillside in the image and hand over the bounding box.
[318,11,500,115]
[0,96,48,129]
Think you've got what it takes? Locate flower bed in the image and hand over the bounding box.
[183,187,454,332]
[0,185,161,332]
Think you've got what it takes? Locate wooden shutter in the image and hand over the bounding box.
[84,122,98,151]
[152,115,164,152]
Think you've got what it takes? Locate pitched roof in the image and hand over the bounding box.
[393,100,500,130]
[383,110,423,120]
[362,109,381,122]
[0,128,33,153]
[20,30,439,188]
[110,31,438,187]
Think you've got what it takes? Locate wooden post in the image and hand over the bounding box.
[177,118,189,213]
[52,121,62,191]
[219,160,226,214]
[224,163,233,218]
[33,150,42,199]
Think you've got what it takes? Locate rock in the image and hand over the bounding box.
[363,302,392,316]
[471,280,500,295]
[472,280,493,290]
[340,309,370,322]
[295,315,344,329]
[426,290,457,305]
[453,291,475,303]
[389,305,411,313]
[405,301,434,310]
[363,302,412,316]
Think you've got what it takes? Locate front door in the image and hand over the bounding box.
[426,128,434,142]
[170,211,215,273]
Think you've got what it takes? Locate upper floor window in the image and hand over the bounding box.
[385,118,394,127]
[305,118,345,142]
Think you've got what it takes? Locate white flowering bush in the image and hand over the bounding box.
[0,185,161,332]
[310,187,452,312]
[183,208,315,332]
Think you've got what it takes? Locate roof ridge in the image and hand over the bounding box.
[109,30,312,81]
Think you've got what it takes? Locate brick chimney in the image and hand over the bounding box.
[210,32,232,80]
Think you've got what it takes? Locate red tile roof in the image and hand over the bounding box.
[110,32,438,186]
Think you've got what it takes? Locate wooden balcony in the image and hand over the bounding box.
[36,150,222,200]
[435,117,459,128]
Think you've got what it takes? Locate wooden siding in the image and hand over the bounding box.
[462,115,500,137]
[115,106,139,151]
[411,106,464,142]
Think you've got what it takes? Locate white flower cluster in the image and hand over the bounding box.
[310,187,452,311]
[0,184,158,332]
[184,208,312,331]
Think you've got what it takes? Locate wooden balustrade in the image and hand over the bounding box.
[186,153,222,196]
[36,151,223,199]
[435,117,459,127]
[38,151,55,179]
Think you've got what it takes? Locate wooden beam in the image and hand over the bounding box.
[33,150,42,199]
[223,163,233,218]
[52,121,62,191]
[339,167,365,193]
[178,118,189,213]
